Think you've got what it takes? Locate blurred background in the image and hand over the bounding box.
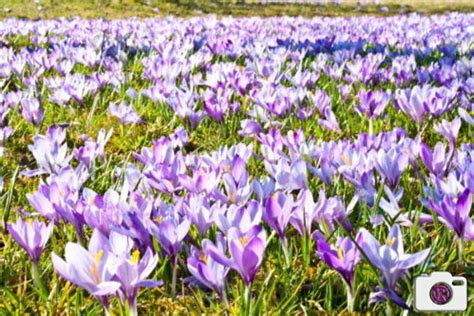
[0,0,473,19]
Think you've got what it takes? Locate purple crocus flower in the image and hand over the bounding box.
[217,200,262,234]
[206,225,266,286]
[22,126,72,177]
[113,248,162,315]
[148,215,190,259]
[420,142,450,176]
[290,189,324,236]
[394,86,428,123]
[187,233,230,294]
[374,147,409,188]
[108,101,143,124]
[75,128,113,167]
[315,235,362,291]
[428,189,473,241]
[318,107,341,133]
[356,89,391,118]
[7,218,53,263]
[359,225,431,308]
[51,232,121,310]
[263,191,294,241]
[238,119,263,137]
[182,194,219,236]
[21,97,44,126]
[434,118,461,144]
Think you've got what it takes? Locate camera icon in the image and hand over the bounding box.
[414,272,467,312]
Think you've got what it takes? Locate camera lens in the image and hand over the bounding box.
[429,282,453,305]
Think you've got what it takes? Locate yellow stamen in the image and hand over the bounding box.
[272,192,279,199]
[154,216,163,224]
[239,236,249,246]
[337,247,344,261]
[199,252,208,264]
[91,250,104,283]
[94,250,104,263]
[386,237,396,247]
[131,250,140,265]
[342,154,351,166]
[224,165,231,172]
[26,218,33,226]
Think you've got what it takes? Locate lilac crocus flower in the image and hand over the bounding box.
[187,233,230,294]
[315,235,362,291]
[51,236,121,310]
[263,191,294,241]
[434,118,461,144]
[7,218,53,263]
[290,189,324,236]
[108,101,143,124]
[75,128,113,167]
[217,200,262,234]
[356,89,391,118]
[359,225,431,308]
[238,119,263,137]
[394,86,428,123]
[182,194,219,235]
[374,147,409,188]
[420,142,450,176]
[23,126,72,177]
[113,248,162,315]
[428,189,473,241]
[21,97,44,126]
[206,225,266,286]
[148,215,190,259]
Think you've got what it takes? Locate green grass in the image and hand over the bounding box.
[0,0,473,20]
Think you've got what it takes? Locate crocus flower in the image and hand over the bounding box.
[51,235,121,310]
[21,97,44,126]
[428,189,473,241]
[420,142,450,176]
[315,234,362,291]
[290,189,325,236]
[434,118,461,144]
[148,215,190,259]
[374,147,409,188]
[7,218,53,263]
[182,194,219,235]
[75,128,113,167]
[374,186,413,227]
[206,225,266,286]
[187,233,229,294]
[217,200,262,234]
[108,101,143,124]
[22,126,72,177]
[238,119,263,137]
[356,89,391,118]
[113,248,162,315]
[359,225,431,308]
[318,107,341,133]
[394,86,428,123]
[263,191,294,241]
